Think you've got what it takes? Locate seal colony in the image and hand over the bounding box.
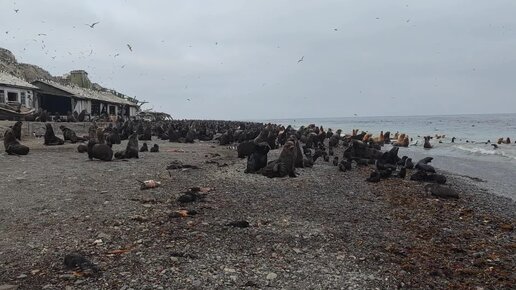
[1,119,515,289]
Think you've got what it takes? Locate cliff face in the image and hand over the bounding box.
[0,47,54,82]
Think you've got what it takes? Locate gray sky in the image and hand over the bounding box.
[1,0,516,120]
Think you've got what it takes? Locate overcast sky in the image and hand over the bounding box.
[1,0,515,120]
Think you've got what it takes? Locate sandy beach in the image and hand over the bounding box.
[0,124,515,290]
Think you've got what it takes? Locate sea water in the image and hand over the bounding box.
[261,114,516,200]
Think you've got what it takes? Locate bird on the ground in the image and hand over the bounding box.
[127,44,132,52]
[297,56,304,63]
[85,22,100,28]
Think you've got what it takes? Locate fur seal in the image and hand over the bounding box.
[140,143,149,152]
[150,144,159,152]
[245,142,270,173]
[77,144,88,153]
[115,133,139,159]
[60,125,84,143]
[366,171,381,182]
[423,136,432,149]
[3,129,29,155]
[424,184,458,199]
[338,159,352,172]
[44,123,64,145]
[404,158,414,169]
[262,140,297,178]
[415,157,436,173]
[12,121,22,140]
[87,140,113,161]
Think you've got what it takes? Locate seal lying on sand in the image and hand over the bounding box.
[87,140,113,161]
[44,123,64,145]
[60,125,85,143]
[3,129,29,155]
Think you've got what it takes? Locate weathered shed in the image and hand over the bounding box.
[32,80,139,117]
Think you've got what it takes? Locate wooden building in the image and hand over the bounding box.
[32,80,139,118]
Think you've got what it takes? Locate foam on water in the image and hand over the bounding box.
[454,145,516,161]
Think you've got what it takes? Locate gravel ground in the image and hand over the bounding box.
[0,137,514,290]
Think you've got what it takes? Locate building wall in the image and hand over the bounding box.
[0,85,34,108]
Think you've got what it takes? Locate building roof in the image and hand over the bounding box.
[33,80,138,107]
[0,71,38,89]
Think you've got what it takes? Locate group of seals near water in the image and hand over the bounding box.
[1,120,512,198]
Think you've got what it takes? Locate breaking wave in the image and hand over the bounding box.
[454,145,516,160]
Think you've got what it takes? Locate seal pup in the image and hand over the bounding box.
[77,144,88,153]
[404,158,414,169]
[44,123,64,145]
[424,184,459,199]
[3,129,29,155]
[140,143,149,152]
[87,140,113,161]
[150,144,159,152]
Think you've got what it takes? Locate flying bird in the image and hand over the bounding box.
[85,22,100,28]
[114,53,120,57]
[127,44,132,52]
[297,56,304,63]
[333,28,338,31]
[121,65,126,68]
[215,42,218,45]
[186,98,191,101]
[37,33,47,36]
[14,9,19,13]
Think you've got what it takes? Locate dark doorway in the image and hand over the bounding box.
[39,93,71,115]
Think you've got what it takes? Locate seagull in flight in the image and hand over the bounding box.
[37,33,47,36]
[85,22,100,28]
[114,53,120,57]
[186,98,191,101]
[297,56,304,63]
[127,44,133,52]
[333,28,338,31]
[14,9,19,13]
